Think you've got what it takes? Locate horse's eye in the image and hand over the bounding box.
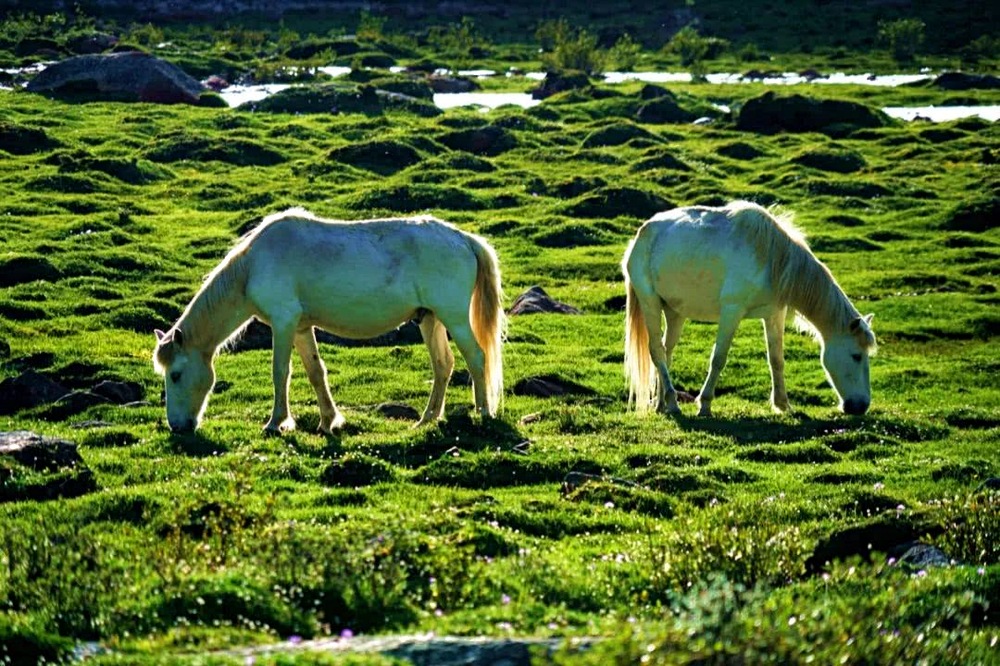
[851,354,862,363]
[170,371,182,383]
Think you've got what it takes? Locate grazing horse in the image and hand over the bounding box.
[623,201,876,417]
[153,207,505,434]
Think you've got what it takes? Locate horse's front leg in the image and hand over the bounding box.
[294,328,345,433]
[697,306,743,417]
[763,308,790,412]
[265,319,298,434]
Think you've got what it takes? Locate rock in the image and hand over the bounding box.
[737,91,890,136]
[202,74,229,91]
[91,380,145,405]
[0,371,70,415]
[511,374,596,398]
[42,391,111,420]
[508,287,581,315]
[376,402,420,421]
[26,52,205,104]
[976,477,1000,492]
[637,95,699,124]
[0,431,98,503]
[530,70,591,100]
[933,72,1000,90]
[427,75,478,93]
[65,32,118,55]
[0,431,84,471]
[805,517,942,574]
[890,542,953,569]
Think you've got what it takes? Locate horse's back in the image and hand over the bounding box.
[626,203,778,321]
[243,212,481,336]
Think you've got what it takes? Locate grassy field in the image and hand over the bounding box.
[1,7,999,665]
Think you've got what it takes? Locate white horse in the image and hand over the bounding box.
[623,201,876,417]
[153,207,505,434]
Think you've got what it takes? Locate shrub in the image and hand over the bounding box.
[879,18,925,63]
[540,21,606,76]
[608,33,642,71]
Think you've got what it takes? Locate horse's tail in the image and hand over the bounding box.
[623,244,656,414]
[467,233,506,416]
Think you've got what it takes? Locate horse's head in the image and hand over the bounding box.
[153,328,215,432]
[821,314,876,415]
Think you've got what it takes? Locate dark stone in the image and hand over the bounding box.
[977,477,1000,492]
[512,374,596,398]
[603,295,626,311]
[530,70,591,100]
[806,517,943,574]
[26,52,205,105]
[889,542,953,569]
[242,82,440,117]
[91,380,145,405]
[933,72,1000,90]
[15,37,64,58]
[737,92,890,136]
[0,371,70,415]
[508,286,581,316]
[42,391,111,421]
[437,125,517,156]
[0,431,83,471]
[427,75,478,93]
[65,32,119,55]
[376,402,420,421]
[0,255,62,287]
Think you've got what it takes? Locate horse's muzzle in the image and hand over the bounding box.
[843,398,870,416]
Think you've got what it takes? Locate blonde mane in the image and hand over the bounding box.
[725,201,872,349]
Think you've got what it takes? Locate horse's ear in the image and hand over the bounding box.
[849,317,862,333]
[155,329,167,342]
[863,313,874,326]
[174,328,185,348]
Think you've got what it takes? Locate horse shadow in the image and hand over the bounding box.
[167,430,231,457]
[672,410,867,445]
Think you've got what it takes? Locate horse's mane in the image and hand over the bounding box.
[724,201,869,346]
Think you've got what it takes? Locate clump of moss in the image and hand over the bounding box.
[321,453,397,487]
[327,140,423,175]
[792,147,866,173]
[145,133,285,166]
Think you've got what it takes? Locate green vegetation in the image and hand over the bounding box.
[1,3,999,663]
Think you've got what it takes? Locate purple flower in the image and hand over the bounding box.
[340,628,354,639]
[288,635,302,645]
[501,594,511,605]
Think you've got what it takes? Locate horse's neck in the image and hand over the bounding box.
[788,256,856,341]
[179,261,252,352]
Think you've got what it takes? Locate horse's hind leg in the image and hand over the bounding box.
[294,328,345,433]
[638,292,680,415]
[443,320,488,418]
[763,308,790,412]
[416,313,454,427]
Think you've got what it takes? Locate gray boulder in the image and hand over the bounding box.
[27,52,205,104]
[0,431,98,502]
[0,370,70,415]
[508,286,581,315]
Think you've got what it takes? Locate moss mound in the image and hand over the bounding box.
[717,141,766,160]
[0,256,63,287]
[534,222,612,248]
[581,121,661,148]
[562,186,672,219]
[792,147,866,173]
[145,133,285,166]
[737,92,890,136]
[938,196,999,233]
[327,140,423,175]
[353,183,486,212]
[321,453,397,487]
[0,121,59,155]
[242,82,439,117]
[437,125,517,156]
[53,151,172,184]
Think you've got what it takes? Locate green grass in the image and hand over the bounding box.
[1,14,999,664]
